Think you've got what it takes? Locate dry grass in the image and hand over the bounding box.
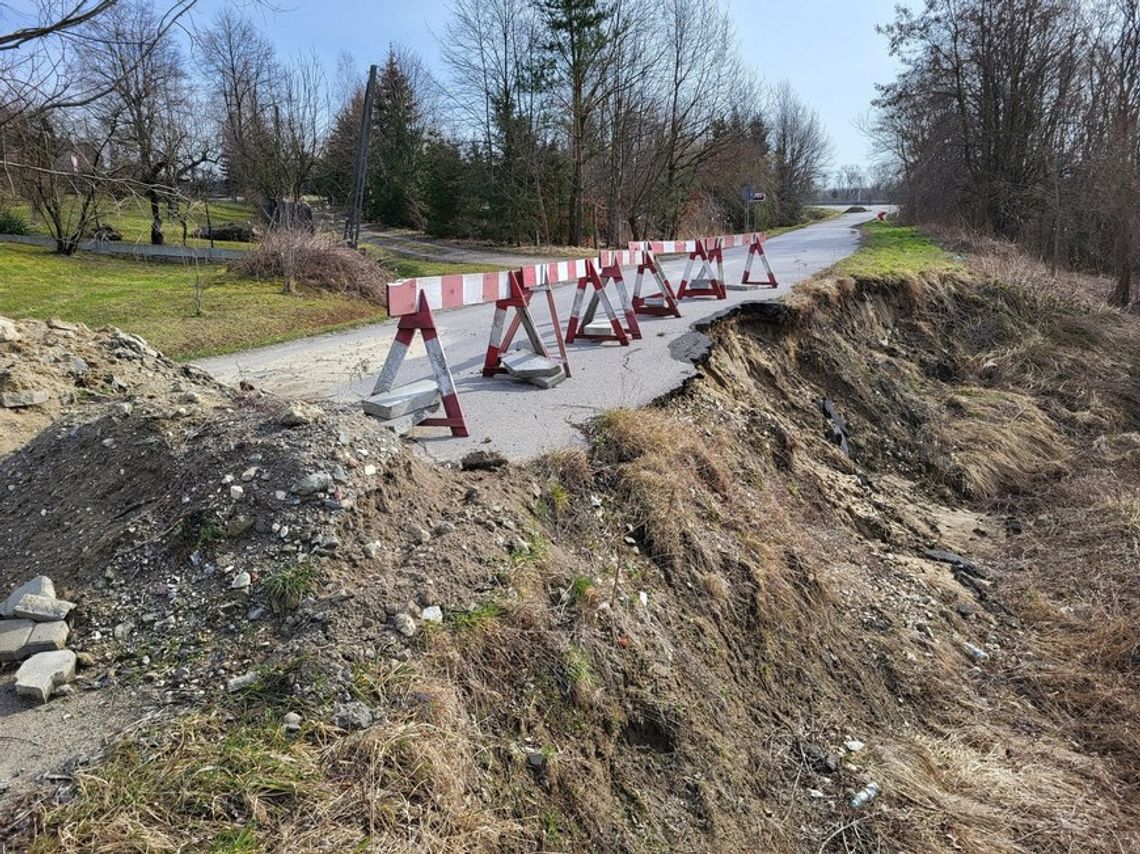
[937,387,1069,498]
[27,663,521,853]
[233,230,392,305]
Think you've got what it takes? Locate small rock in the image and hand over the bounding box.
[638,591,649,608]
[76,652,96,668]
[392,613,416,637]
[421,605,443,624]
[278,403,323,427]
[48,317,79,332]
[332,701,373,731]
[433,521,456,536]
[240,467,258,482]
[283,711,302,732]
[1,390,50,409]
[0,316,20,342]
[15,650,77,703]
[226,671,258,692]
[405,524,431,546]
[230,571,251,590]
[844,739,866,753]
[292,471,333,496]
[363,464,377,476]
[0,619,34,661]
[230,485,245,500]
[364,541,384,559]
[526,749,547,769]
[460,450,508,471]
[112,621,134,642]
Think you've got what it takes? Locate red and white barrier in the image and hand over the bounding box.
[734,232,778,289]
[675,238,726,301]
[565,260,638,345]
[483,269,570,379]
[370,291,467,436]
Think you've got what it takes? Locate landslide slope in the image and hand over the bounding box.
[3,225,1139,853]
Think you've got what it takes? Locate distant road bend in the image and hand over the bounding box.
[195,208,890,462]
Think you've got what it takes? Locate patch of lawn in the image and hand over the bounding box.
[361,245,503,279]
[835,219,960,279]
[0,243,387,361]
[10,196,259,250]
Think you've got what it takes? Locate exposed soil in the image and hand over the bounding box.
[1,250,1138,852]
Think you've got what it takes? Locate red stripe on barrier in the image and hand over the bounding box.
[482,272,501,302]
[441,274,464,308]
[387,280,418,316]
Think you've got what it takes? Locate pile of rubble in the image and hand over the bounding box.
[0,576,77,702]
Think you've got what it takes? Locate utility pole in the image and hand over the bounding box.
[343,64,378,249]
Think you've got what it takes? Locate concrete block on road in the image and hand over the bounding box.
[378,406,438,436]
[15,650,77,703]
[527,369,568,390]
[501,351,563,379]
[1,575,55,618]
[25,620,70,654]
[582,321,617,337]
[0,619,34,661]
[14,593,75,622]
[363,379,440,420]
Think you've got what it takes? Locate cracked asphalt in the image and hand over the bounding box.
[193,208,888,461]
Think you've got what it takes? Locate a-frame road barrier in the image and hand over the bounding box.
[675,237,727,301]
[565,259,639,344]
[731,231,778,289]
[363,290,468,437]
[482,269,570,388]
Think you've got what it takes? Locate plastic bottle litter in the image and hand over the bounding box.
[849,782,881,809]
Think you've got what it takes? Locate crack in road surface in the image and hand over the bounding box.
[195,210,889,461]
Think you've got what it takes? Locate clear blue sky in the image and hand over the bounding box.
[204,1,910,172]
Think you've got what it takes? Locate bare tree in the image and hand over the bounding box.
[770,81,833,225]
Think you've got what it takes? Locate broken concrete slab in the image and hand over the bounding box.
[526,369,568,390]
[363,379,441,420]
[15,650,77,703]
[582,321,617,337]
[377,406,438,436]
[1,390,51,409]
[0,619,35,661]
[501,351,563,379]
[1,575,55,618]
[24,620,69,654]
[14,593,75,622]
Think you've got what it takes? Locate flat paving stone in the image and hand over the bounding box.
[15,650,77,703]
[363,379,440,420]
[501,351,563,378]
[1,576,55,618]
[0,619,34,661]
[24,620,69,654]
[14,593,75,622]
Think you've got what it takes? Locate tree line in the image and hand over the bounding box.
[872,0,1140,307]
[0,0,834,254]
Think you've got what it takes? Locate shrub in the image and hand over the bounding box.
[0,207,30,236]
[232,229,391,305]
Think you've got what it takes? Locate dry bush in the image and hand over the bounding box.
[232,229,392,304]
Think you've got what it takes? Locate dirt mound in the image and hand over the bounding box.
[4,259,1140,851]
[0,316,230,456]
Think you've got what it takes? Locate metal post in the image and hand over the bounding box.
[344,64,378,249]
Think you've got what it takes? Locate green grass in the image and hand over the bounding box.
[263,561,322,614]
[0,243,387,361]
[834,219,960,279]
[10,195,259,250]
[360,244,503,279]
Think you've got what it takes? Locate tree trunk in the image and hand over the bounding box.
[1109,266,1132,308]
[149,189,165,245]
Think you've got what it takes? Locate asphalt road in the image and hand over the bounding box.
[194,209,888,461]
